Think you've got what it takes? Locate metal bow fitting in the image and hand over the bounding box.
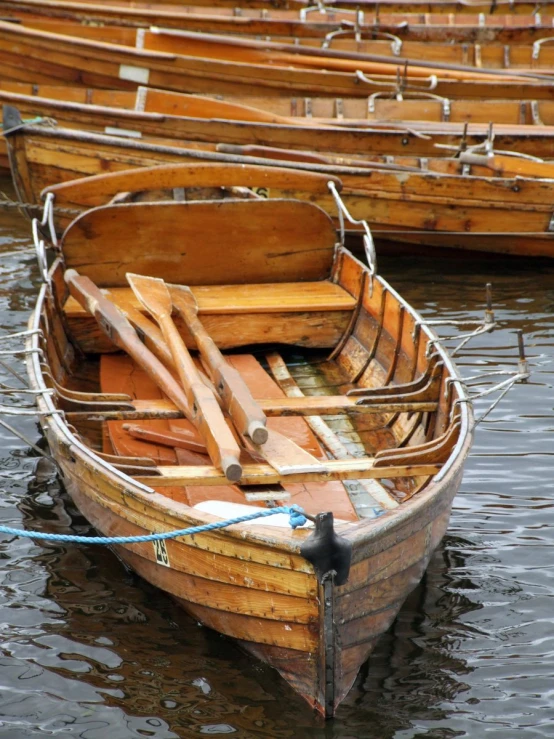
[31,192,57,283]
[327,180,377,277]
[419,283,496,358]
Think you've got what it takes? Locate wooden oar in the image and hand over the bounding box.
[127,275,326,476]
[126,273,242,483]
[170,285,268,446]
[459,151,554,179]
[64,269,242,481]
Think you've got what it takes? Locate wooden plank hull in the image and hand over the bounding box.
[9,87,554,174]
[8,86,554,162]
[6,122,554,256]
[1,21,554,101]
[8,15,554,69]
[25,174,472,713]
[4,2,554,43]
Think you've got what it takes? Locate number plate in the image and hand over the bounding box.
[153,538,171,567]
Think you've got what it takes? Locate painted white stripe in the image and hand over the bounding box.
[119,64,150,84]
[104,127,142,139]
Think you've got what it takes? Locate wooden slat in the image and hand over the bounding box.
[46,161,341,201]
[135,459,441,486]
[64,281,357,317]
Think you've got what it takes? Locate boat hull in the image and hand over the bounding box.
[6,122,554,257]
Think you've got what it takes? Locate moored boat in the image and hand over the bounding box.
[26,159,472,716]
[1,21,552,100]
[3,0,554,44]
[6,110,554,257]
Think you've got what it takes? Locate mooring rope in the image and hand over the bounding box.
[0,505,309,545]
[0,192,82,217]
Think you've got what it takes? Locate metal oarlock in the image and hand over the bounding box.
[300,0,360,21]
[435,122,545,163]
[448,330,530,427]
[327,180,377,277]
[322,27,402,56]
[356,68,438,95]
[418,283,496,357]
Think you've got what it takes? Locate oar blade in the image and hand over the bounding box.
[127,273,173,318]
[255,429,328,476]
[171,285,198,315]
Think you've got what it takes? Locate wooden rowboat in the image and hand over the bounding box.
[27,159,472,716]
[1,21,554,101]
[8,13,554,69]
[4,1,554,44]
[9,85,554,171]
[28,0,554,13]
[9,18,554,77]
[6,110,554,257]
[7,82,554,156]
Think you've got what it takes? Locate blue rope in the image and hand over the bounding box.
[0,505,309,545]
[0,116,44,129]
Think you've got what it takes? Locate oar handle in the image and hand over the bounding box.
[175,296,268,445]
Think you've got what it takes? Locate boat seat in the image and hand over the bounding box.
[63,280,357,319]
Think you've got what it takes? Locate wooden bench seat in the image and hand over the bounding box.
[64,281,357,318]
[64,281,357,353]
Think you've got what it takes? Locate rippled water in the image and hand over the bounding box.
[0,178,553,738]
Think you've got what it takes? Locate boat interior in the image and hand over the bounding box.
[36,163,463,525]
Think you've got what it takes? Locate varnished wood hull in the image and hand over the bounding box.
[1,21,554,101]
[3,2,554,44]
[8,86,554,173]
[8,14,554,70]
[6,121,554,257]
[28,236,471,715]
[8,85,554,161]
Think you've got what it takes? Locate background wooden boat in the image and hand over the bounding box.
[7,81,554,136]
[1,21,553,100]
[8,86,554,173]
[8,13,554,69]
[6,113,554,257]
[27,160,472,716]
[4,1,554,44]
[33,0,554,12]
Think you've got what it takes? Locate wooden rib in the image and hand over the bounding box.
[64,394,438,419]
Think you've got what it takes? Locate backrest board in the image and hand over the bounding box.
[61,199,337,286]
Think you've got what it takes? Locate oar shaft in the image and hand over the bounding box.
[174,293,267,445]
[64,271,192,416]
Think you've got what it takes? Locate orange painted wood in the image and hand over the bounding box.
[101,352,359,520]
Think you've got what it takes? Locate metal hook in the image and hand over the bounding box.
[327,181,377,277]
